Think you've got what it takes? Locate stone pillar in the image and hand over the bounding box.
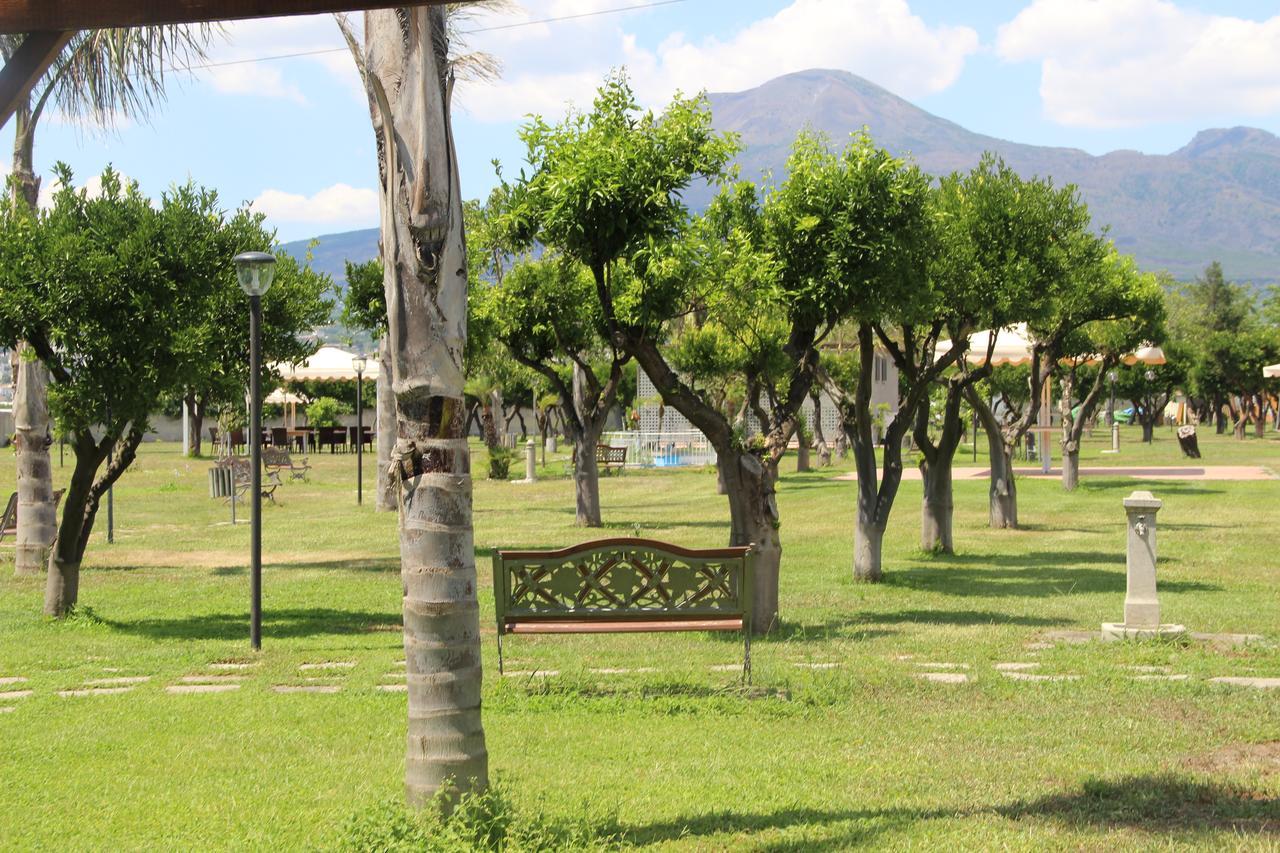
[1111,422,1120,453]
[524,439,537,483]
[1102,490,1184,640]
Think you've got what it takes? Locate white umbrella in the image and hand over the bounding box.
[272,345,380,381]
[1122,344,1166,366]
[1264,363,1280,378]
[934,324,1036,366]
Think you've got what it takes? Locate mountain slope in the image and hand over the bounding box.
[288,69,1280,285]
[702,69,1280,281]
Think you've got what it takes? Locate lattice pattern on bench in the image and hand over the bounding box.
[493,538,754,678]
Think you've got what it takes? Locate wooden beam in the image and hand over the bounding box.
[0,1,451,34]
[0,30,72,130]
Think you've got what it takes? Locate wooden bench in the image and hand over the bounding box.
[261,446,311,482]
[492,538,754,679]
[595,444,627,474]
[215,457,281,505]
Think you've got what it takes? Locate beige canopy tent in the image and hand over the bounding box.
[1264,363,1280,378]
[272,345,380,382]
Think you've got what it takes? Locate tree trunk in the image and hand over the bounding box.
[376,337,396,512]
[365,8,487,806]
[570,424,603,527]
[966,388,1019,528]
[796,438,810,472]
[719,447,780,633]
[1142,421,1155,443]
[185,394,205,457]
[13,345,56,576]
[853,513,884,582]
[919,458,953,554]
[1062,449,1080,491]
[44,428,141,616]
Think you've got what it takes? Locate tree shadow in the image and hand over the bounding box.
[211,557,400,576]
[887,553,1220,598]
[998,774,1278,834]
[101,607,402,641]
[621,774,1276,848]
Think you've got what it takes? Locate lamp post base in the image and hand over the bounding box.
[1101,623,1186,642]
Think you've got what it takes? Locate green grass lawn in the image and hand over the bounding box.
[1,429,1278,850]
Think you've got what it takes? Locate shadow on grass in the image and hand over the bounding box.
[102,607,401,640]
[623,774,1276,848]
[998,774,1278,834]
[211,557,401,576]
[768,610,1056,641]
[883,560,1220,598]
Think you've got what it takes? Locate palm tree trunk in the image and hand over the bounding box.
[376,337,396,512]
[365,8,487,807]
[13,345,56,576]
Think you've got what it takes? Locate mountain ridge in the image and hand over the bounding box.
[284,68,1280,286]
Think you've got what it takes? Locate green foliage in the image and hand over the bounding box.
[334,785,620,852]
[486,445,512,480]
[340,258,386,336]
[503,70,737,285]
[305,396,351,427]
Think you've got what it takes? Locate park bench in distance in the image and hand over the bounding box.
[492,538,755,679]
[0,488,65,543]
[595,444,627,474]
[212,456,281,505]
[261,446,311,482]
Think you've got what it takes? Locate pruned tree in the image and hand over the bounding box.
[3,24,218,576]
[1055,256,1165,489]
[478,255,627,525]
[341,257,395,510]
[0,167,221,614]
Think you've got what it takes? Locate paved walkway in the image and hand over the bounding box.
[834,465,1275,482]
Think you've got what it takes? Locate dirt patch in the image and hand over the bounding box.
[1184,742,1280,781]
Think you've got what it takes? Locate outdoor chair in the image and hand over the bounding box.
[230,429,246,454]
[271,427,288,448]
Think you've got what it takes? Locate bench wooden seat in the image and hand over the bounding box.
[595,444,627,474]
[492,538,754,679]
[261,446,311,481]
[216,457,281,505]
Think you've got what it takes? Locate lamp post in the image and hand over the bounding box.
[353,353,366,506]
[234,251,276,651]
[1106,369,1118,427]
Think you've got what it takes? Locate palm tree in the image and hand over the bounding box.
[336,4,513,809]
[5,26,219,577]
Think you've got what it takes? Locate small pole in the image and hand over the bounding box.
[182,397,190,457]
[356,366,364,506]
[249,293,263,650]
[106,403,114,545]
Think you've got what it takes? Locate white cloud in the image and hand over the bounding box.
[38,171,137,210]
[459,0,979,122]
[252,183,378,225]
[196,14,363,104]
[997,0,1280,127]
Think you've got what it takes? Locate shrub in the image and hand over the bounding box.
[306,396,352,427]
[334,784,621,852]
[487,446,512,480]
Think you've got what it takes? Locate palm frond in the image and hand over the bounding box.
[446,0,516,84]
[25,24,224,129]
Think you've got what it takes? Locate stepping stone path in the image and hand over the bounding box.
[915,662,970,670]
[590,667,659,674]
[208,662,258,671]
[85,676,150,686]
[272,685,340,694]
[298,661,356,671]
[0,689,34,700]
[376,684,407,692]
[58,687,134,697]
[166,683,241,694]
[792,663,841,670]
[0,676,28,686]
[994,662,1040,672]
[1002,672,1080,682]
[179,674,240,683]
[502,670,559,678]
[1209,677,1280,689]
[916,672,969,684]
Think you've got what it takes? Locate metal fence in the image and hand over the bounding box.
[599,430,718,468]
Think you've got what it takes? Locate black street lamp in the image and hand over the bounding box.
[353,353,367,505]
[234,250,276,651]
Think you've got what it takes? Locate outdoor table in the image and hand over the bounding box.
[286,427,316,453]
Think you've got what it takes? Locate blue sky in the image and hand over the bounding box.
[8,0,1280,243]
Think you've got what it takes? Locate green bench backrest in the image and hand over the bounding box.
[494,538,753,626]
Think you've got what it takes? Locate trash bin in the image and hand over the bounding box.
[209,466,234,498]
